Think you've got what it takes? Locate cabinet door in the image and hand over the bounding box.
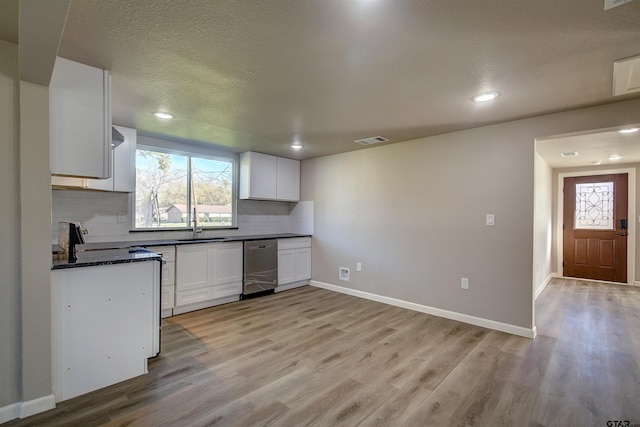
[112,126,136,192]
[276,157,300,201]
[176,244,213,292]
[85,125,137,192]
[211,242,243,285]
[161,262,175,287]
[161,286,175,309]
[50,57,111,179]
[294,247,312,281]
[278,249,296,285]
[240,152,277,199]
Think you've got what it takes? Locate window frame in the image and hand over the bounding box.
[133,144,238,231]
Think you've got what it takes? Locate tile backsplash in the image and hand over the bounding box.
[52,190,313,243]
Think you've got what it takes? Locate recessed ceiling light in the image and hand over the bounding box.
[617,127,639,134]
[153,111,174,120]
[608,154,623,161]
[472,91,500,103]
[291,142,303,149]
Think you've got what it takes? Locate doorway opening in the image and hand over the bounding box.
[557,168,635,286]
[562,173,628,283]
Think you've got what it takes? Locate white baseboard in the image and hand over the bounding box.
[0,402,20,424]
[535,273,557,299]
[311,281,535,339]
[20,394,56,418]
[0,394,56,423]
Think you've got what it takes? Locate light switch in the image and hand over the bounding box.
[486,214,495,226]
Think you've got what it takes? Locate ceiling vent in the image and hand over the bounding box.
[613,54,640,96]
[560,151,579,158]
[604,0,634,9]
[355,136,389,146]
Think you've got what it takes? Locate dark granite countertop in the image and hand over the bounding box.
[51,234,311,269]
[52,247,162,270]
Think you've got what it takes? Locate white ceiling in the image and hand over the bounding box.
[537,127,640,168]
[3,0,640,160]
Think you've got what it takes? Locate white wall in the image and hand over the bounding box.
[302,98,640,335]
[19,81,54,406]
[533,151,553,298]
[0,40,19,410]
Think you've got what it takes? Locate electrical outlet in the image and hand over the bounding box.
[357,262,362,272]
[339,267,350,281]
[486,214,495,226]
[117,212,126,223]
[461,277,469,290]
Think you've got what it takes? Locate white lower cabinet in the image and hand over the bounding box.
[51,261,160,402]
[277,237,311,292]
[175,241,242,314]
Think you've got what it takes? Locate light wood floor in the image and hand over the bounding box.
[7,279,640,426]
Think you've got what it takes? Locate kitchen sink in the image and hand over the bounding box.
[176,237,230,242]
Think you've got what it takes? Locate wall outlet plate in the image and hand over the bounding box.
[339,267,350,281]
[461,277,469,290]
[486,214,495,226]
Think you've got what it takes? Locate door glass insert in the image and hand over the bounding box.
[574,181,614,230]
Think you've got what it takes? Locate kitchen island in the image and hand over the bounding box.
[51,248,161,402]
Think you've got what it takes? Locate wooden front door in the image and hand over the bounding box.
[563,174,628,283]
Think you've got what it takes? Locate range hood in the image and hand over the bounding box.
[111,126,125,147]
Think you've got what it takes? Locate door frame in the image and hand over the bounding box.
[556,167,636,286]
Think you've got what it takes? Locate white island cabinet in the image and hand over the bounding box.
[51,261,160,402]
[239,152,300,201]
[277,237,311,292]
[50,57,112,179]
[174,241,243,314]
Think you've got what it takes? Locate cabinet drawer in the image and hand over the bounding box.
[176,287,215,306]
[212,281,242,299]
[161,286,175,309]
[278,237,311,251]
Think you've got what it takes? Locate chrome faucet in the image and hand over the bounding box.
[193,207,202,239]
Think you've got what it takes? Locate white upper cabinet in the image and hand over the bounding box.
[240,152,277,200]
[51,125,136,192]
[276,157,301,201]
[239,152,300,201]
[50,57,112,179]
[85,126,136,192]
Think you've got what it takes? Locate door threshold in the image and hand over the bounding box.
[558,275,634,287]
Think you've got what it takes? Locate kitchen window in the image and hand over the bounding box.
[134,146,236,229]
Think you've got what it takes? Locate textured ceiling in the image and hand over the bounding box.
[54,0,640,159]
[0,0,19,44]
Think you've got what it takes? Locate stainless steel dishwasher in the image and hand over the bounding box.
[243,239,278,297]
